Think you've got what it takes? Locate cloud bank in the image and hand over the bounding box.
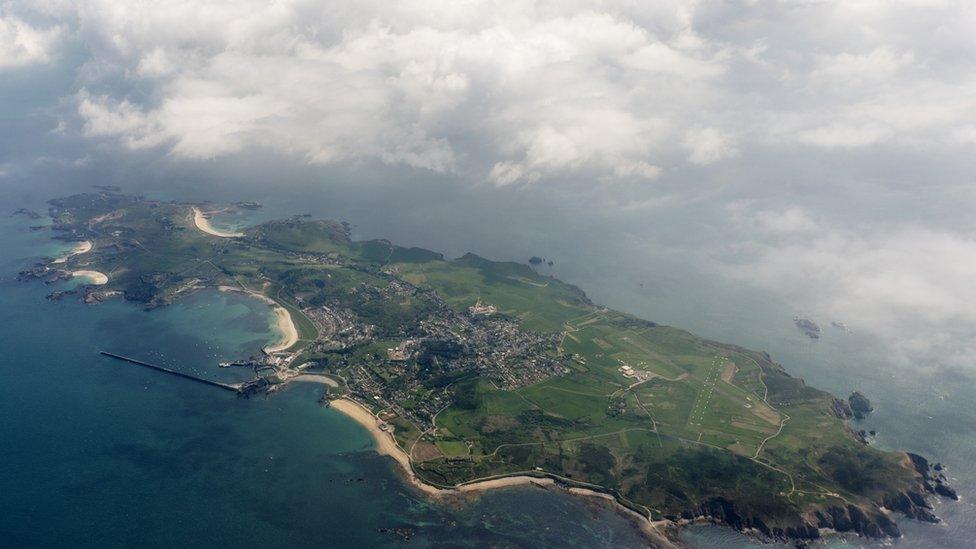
[0,5,63,69]
[5,0,973,185]
[4,0,976,374]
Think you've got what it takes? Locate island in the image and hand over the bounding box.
[794,317,821,340]
[19,192,956,546]
[848,391,874,420]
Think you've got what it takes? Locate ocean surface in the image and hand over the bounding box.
[2,181,972,548]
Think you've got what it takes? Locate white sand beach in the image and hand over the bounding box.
[329,398,445,495]
[263,305,299,353]
[216,286,299,353]
[328,396,678,546]
[293,375,339,386]
[192,207,244,238]
[457,476,554,492]
[53,240,92,264]
[72,270,108,285]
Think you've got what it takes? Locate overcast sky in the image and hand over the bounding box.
[3,0,976,376]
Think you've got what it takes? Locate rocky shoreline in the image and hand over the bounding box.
[670,462,956,545]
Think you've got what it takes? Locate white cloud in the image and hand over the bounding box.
[77,92,166,149]
[724,218,976,368]
[796,123,892,149]
[9,0,976,184]
[751,206,821,235]
[809,47,915,87]
[683,127,737,164]
[4,0,976,381]
[623,42,727,78]
[613,161,662,180]
[13,1,730,182]
[0,8,63,69]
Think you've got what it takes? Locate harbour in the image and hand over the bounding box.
[99,351,242,393]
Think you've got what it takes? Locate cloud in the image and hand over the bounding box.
[8,0,972,184]
[684,127,737,164]
[723,211,976,369]
[730,205,821,235]
[809,47,915,87]
[0,8,63,69]
[796,123,892,149]
[4,0,976,383]
[11,1,730,182]
[77,92,166,149]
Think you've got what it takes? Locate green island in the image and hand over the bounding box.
[21,191,957,546]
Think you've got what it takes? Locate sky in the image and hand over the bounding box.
[2,0,976,379]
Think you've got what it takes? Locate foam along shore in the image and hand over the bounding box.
[328,397,677,546]
[72,270,108,285]
[52,240,92,264]
[192,207,244,238]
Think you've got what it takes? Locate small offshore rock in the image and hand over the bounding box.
[848,391,873,419]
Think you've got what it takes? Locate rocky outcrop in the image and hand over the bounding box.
[831,397,853,419]
[883,491,938,523]
[677,453,959,543]
[794,317,821,339]
[674,498,907,543]
[677,498,814,541]
[813,504,901,538]
[11,207,41,219]
[45,289,76,301]
[908,452,959,501]
[848,391,873,419]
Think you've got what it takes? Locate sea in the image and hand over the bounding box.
[1,172,971,548]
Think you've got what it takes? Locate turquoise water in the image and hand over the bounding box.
[0,206,648,547]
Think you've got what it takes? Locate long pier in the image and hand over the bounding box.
[100,351,241,393]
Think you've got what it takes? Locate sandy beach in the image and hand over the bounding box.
[72,270,108,285]
[192,207,244,238]
[330,398,445,495]
[457,475,554,492]
[293,375,339,386]
[216,286,300,353]
[263,306,299,353]
[219,285,275,304]
[329,396,678,546]
[53,240,92,264]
